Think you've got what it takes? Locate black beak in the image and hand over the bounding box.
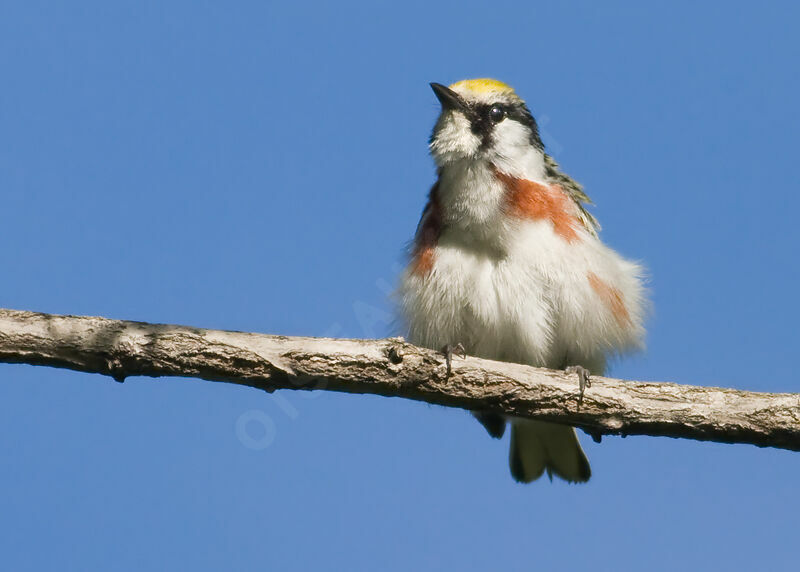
[430,82,469,113]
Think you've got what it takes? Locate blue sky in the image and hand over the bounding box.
[1,1,799,570]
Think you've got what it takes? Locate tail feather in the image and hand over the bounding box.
[509,419,591,483]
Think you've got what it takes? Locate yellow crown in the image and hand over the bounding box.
[448,78,515,95]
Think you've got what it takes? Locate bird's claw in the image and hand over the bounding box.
[441,343,466,377]
[566,365,591,404]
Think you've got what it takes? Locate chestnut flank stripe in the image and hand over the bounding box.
[587,271,632,327]
[494,168,580,242]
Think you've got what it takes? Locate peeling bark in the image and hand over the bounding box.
[0,308,798,451]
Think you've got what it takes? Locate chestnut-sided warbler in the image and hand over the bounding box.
[398,79,647,483]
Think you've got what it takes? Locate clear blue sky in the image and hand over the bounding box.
[1,1,799,570]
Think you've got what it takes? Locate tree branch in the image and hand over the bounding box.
[0,308,798,451]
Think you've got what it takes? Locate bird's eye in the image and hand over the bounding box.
[489,105,506,122]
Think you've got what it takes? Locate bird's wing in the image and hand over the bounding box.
[413,181,441,239]
[543,154,600,237]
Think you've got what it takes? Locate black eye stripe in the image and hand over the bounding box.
[465,101,545,151]
[473,103,505,121]
[489,105,506,122]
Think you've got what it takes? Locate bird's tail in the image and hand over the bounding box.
[508,419,591,483]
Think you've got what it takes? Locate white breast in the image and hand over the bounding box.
[398,166,646,374]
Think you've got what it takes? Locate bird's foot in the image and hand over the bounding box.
[440,343,466,377]
[566,365,591,404]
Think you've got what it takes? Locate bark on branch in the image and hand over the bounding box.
[0,308,798,451]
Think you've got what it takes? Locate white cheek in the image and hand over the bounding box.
[429,111,481,165]
[489,120,545,180]
[494,120,531,148]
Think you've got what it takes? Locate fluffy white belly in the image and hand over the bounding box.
[399,220,644,374]
[401,225,565,368]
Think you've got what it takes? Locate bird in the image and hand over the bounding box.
[397,79,647,483]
